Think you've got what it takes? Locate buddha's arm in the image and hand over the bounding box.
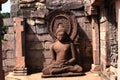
[65,43,76,65]
[50,45,56,64]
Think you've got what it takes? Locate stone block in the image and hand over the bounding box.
[13,69,27,76]
[2,60,6,67]
[2,41,8,51]
[19,0,36,3]
[7,27,14,34]
[2,50,7,59]
[36,25,48,34]
[91,64,101,71]
[7,66,15,72]
[7,41,15,50]
[31,10,48,18]
[71,11,85,17]
[27,18,35,26]
[2,66,7,72]
[77,17,86,23]
[4,34,15,41]
[19,3,34,8]
[20,10,31,18]
[6,51,15,59]
[42,50,51,59]
[44,41,52,50]
[3,18,14,27]
[46,0,83,10]
[35,19,45,24]
[35,2,46,9]
[11,3,19,17]
[4,59,15,66]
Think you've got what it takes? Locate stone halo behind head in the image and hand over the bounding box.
[46,9,78,41]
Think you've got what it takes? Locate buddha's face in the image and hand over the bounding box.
[56,31,66,41]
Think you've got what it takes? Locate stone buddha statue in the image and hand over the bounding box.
[42,23,83,77]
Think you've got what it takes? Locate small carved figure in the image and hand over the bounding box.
[42,23,82,76]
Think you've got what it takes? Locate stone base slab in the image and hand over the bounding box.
[5,72,102,80]
[13,68,27,76]
[42,72,84,78]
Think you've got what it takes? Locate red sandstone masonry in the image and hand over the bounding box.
[13,17,27,75]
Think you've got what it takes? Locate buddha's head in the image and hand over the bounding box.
[56,23,66,41]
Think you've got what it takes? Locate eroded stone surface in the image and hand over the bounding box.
[46,0,83,9]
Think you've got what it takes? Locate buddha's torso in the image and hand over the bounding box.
[53,41,71,63]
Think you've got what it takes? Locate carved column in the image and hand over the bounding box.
[91,16,101,71]
[13,17,27,76]
[116,0,120,80]
[85,4,101,71]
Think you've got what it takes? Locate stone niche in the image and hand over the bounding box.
[12,0,93,74]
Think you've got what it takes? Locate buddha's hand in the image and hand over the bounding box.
[65,58,75,65]
[64,61,70,65]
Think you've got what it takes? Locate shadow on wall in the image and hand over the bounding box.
[24,19,53,74]
[75,17,93,72]
[24,16,93,74]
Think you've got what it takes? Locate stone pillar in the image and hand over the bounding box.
[118,8,120,80]
[0,14,5,80]
[116,0,120,80]
[0,1,8,80]
[84,1,101,71]
[13,17,27,76]
[91,16,101,71]
[0,0,6,80]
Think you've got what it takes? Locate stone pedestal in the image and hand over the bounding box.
[13,68,27,76]
[91,64,101,71]
[13,17,27,76]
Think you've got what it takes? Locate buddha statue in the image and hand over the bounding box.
[42,23,83,77]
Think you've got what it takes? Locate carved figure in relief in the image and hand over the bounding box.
[42,23,82,76]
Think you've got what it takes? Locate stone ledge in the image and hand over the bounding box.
[6,72,102,80]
